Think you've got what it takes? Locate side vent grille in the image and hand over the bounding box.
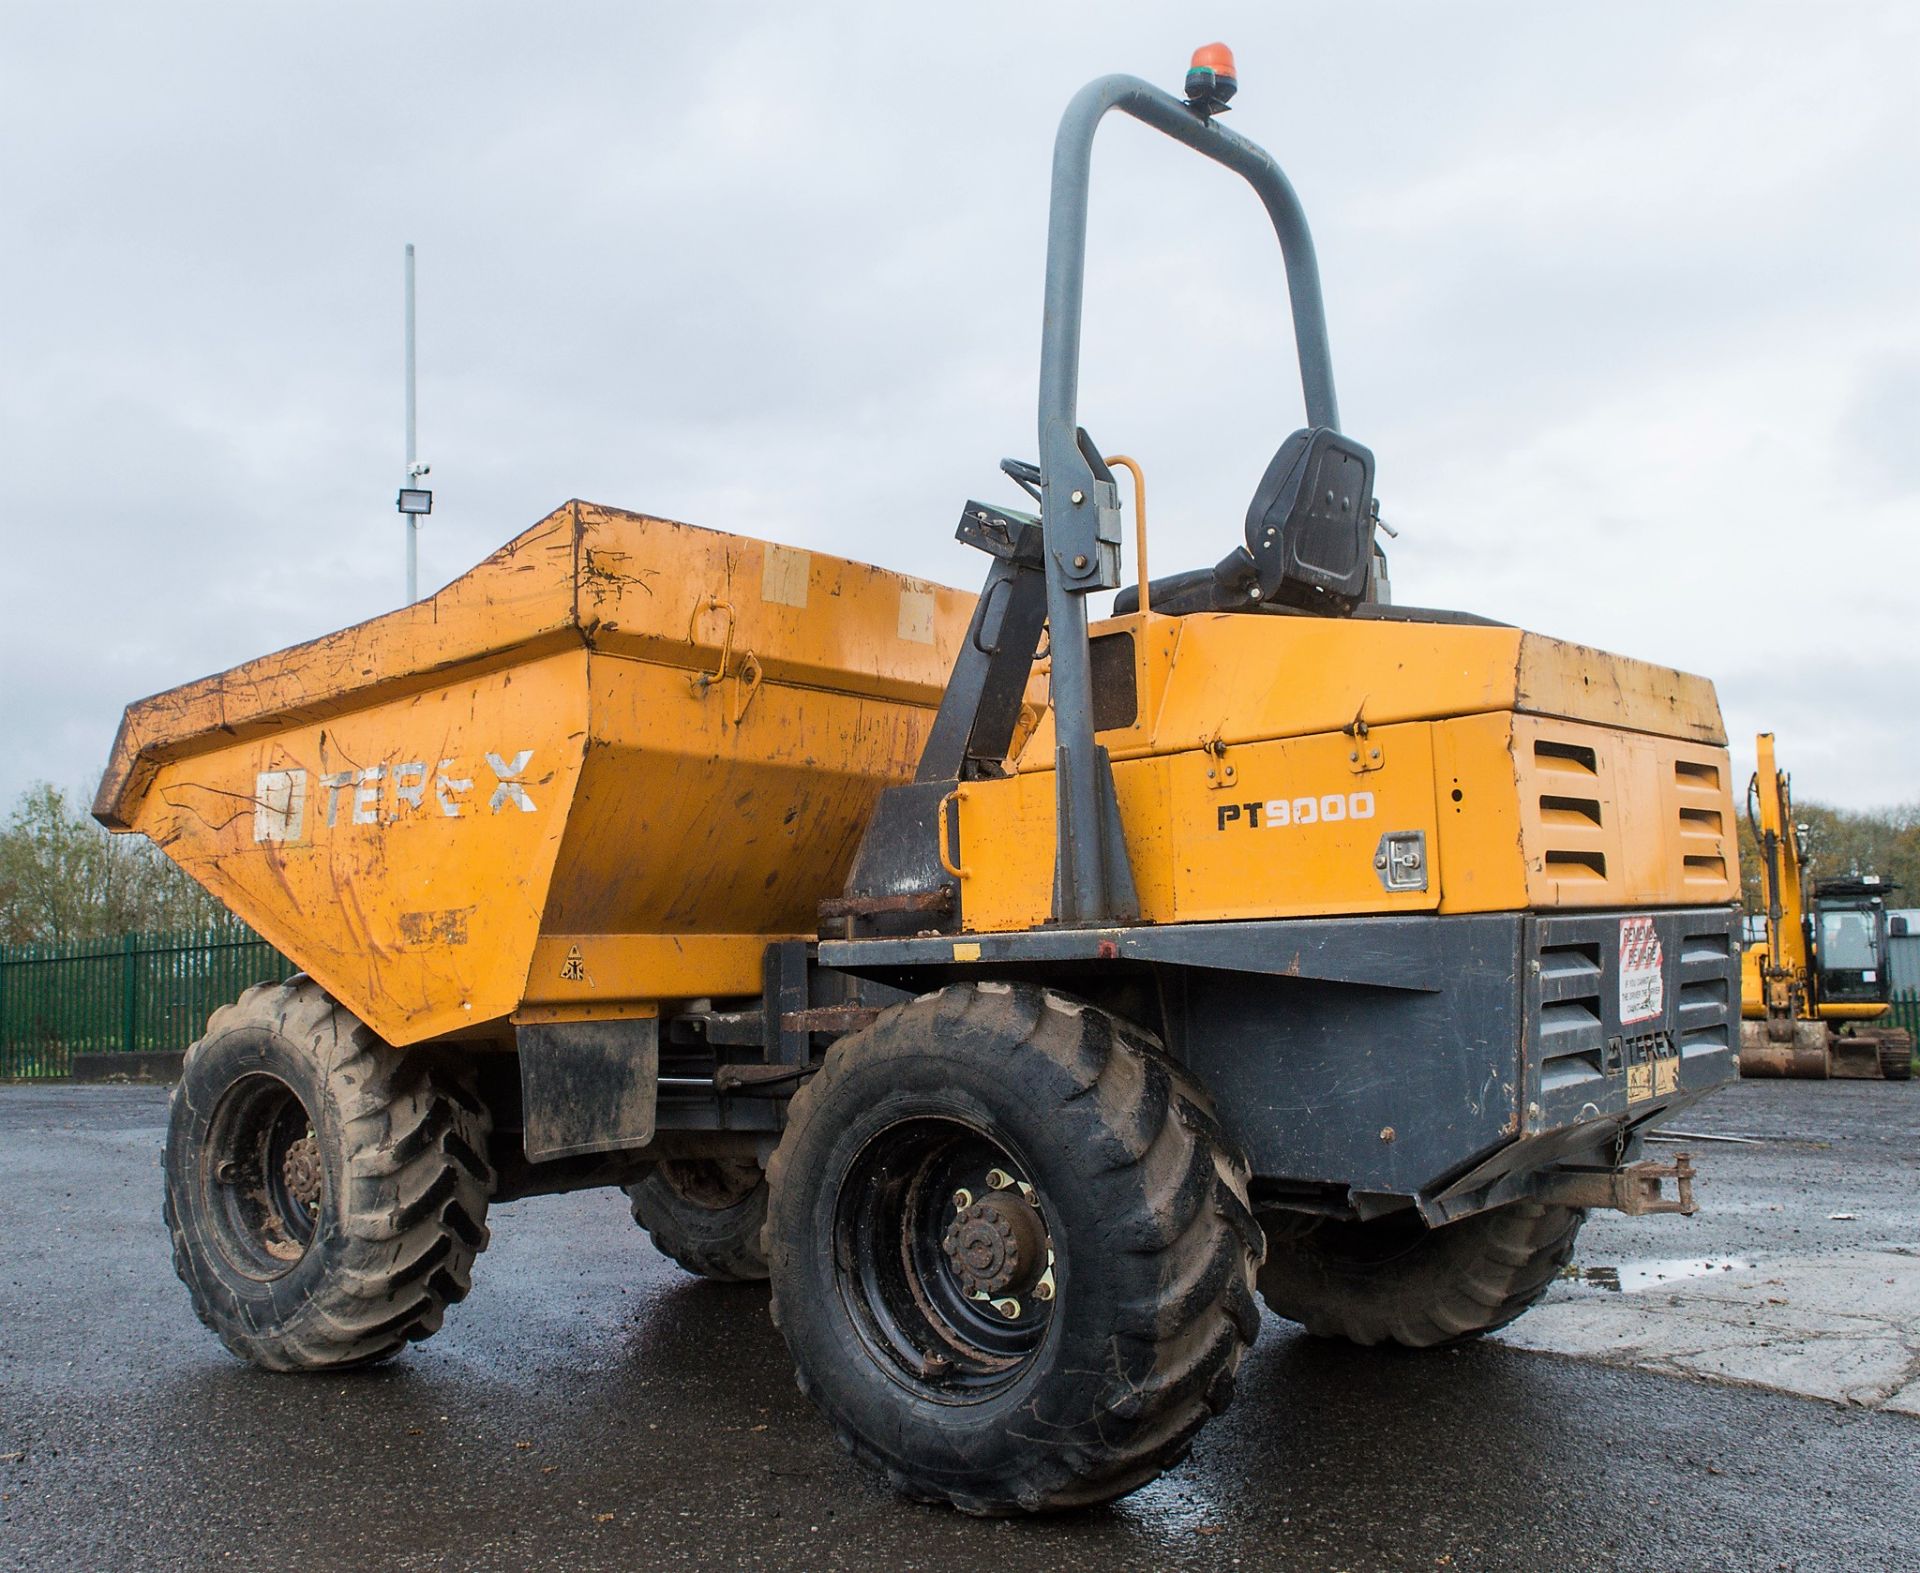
[1681,930,1731,966]
[1534,737,1609,892]
[1540,795,1603,827]
[1537,938,1604,1092]
[1676,925,1733,1056]
[1535,740,1598,774]
[1674,752,1731,889]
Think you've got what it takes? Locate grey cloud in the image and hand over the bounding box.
[2,2,1915,813]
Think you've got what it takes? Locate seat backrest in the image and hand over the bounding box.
[1243,427,1375,614]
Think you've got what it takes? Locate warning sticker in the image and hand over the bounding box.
[1618,916,1665,1025]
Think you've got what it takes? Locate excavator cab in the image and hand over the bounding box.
[1808,876,1897,1010]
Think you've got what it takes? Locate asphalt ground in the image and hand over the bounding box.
[1495,1075,1920,1411]
[1,1080,1915,1573]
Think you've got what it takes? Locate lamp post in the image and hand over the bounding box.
[397,242,432,603]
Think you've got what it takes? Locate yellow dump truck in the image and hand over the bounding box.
[99,51,1743,1514]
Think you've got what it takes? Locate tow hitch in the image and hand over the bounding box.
[1538,1152,1698,1216]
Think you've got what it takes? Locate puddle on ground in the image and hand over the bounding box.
[1560,1258,1758,1293]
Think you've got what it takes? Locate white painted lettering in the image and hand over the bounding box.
[253,769,307,843]
[436,759,471,817]
[392,761,427,814]
[486,750,536,814]
[1253,790,1379,832]
[351,765,386,825]
[321,770,356,826]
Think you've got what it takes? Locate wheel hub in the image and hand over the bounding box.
[281,1134,323,1208]
[942,1185,1046,1300]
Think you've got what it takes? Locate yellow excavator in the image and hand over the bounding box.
[1739,732,1912,1079]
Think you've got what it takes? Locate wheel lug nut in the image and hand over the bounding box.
[1032,1279,1054,1302]
[985,1168,1013,1191]
[991,1297,1021,1319]
[952,1188,973,1212]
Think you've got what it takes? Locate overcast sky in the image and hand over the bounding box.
[3,2,1916,816]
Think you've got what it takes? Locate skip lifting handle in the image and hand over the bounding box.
[686,594,763,724]
[687,595,735,692]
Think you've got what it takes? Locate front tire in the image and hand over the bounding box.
[763,983,1261,1515]
[626,1160,769,1280]
[1257,1200,1582,1349]
[164,979,493,1371]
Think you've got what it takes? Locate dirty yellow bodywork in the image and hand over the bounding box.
[951,609,1739,932]
[101,501,1737,1048]
[95,503,972,1045]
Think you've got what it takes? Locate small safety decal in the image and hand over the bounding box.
[560,945,586,982]
[1618,916,1664,1025]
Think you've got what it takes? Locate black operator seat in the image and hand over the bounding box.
[1112,428,1507,627]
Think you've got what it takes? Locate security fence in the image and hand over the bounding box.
[0,926,293,1079]
[1888,991,1920,1049]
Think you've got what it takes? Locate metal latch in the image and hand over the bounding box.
[1373,830,1426,891]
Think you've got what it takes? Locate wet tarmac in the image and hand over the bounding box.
[1496,1076,1920,1415]
[2,1080,1916,1572]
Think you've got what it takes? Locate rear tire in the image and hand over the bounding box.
[163,979,493,1371]
[764,983,1262,1514]
[626,1160,769,1281]
[1257,1200,1582,1349]
[1878,1031,1914,1081]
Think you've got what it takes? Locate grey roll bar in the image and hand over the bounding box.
[1035,72,1343,924]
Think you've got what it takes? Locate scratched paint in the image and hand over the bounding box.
[94,504,975,1047]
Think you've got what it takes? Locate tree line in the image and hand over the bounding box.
[1736,798,1920,914]
[0,783,225,945]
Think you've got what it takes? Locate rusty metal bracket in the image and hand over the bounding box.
[732,651,764,725]
[1536,1152,1697,1216]
[1200,733,1237,790]
[817,888,954,922]
[778,1005,885,1035]
[713,1062,811,1094]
